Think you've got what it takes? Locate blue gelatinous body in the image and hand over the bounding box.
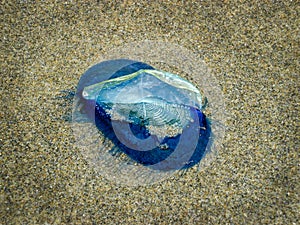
[79,59,211,170]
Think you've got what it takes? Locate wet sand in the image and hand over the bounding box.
[1,1,298,224]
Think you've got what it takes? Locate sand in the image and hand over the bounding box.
[1,1,299,224]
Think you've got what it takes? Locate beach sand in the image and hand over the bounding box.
[1,1,298,224]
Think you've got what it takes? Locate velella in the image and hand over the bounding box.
[72,58,215,185]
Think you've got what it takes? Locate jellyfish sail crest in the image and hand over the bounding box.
[82,69,202,109]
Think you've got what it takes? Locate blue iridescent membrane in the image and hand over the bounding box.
[79,59,211,170]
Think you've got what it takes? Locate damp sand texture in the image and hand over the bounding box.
[1,1,299,224]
